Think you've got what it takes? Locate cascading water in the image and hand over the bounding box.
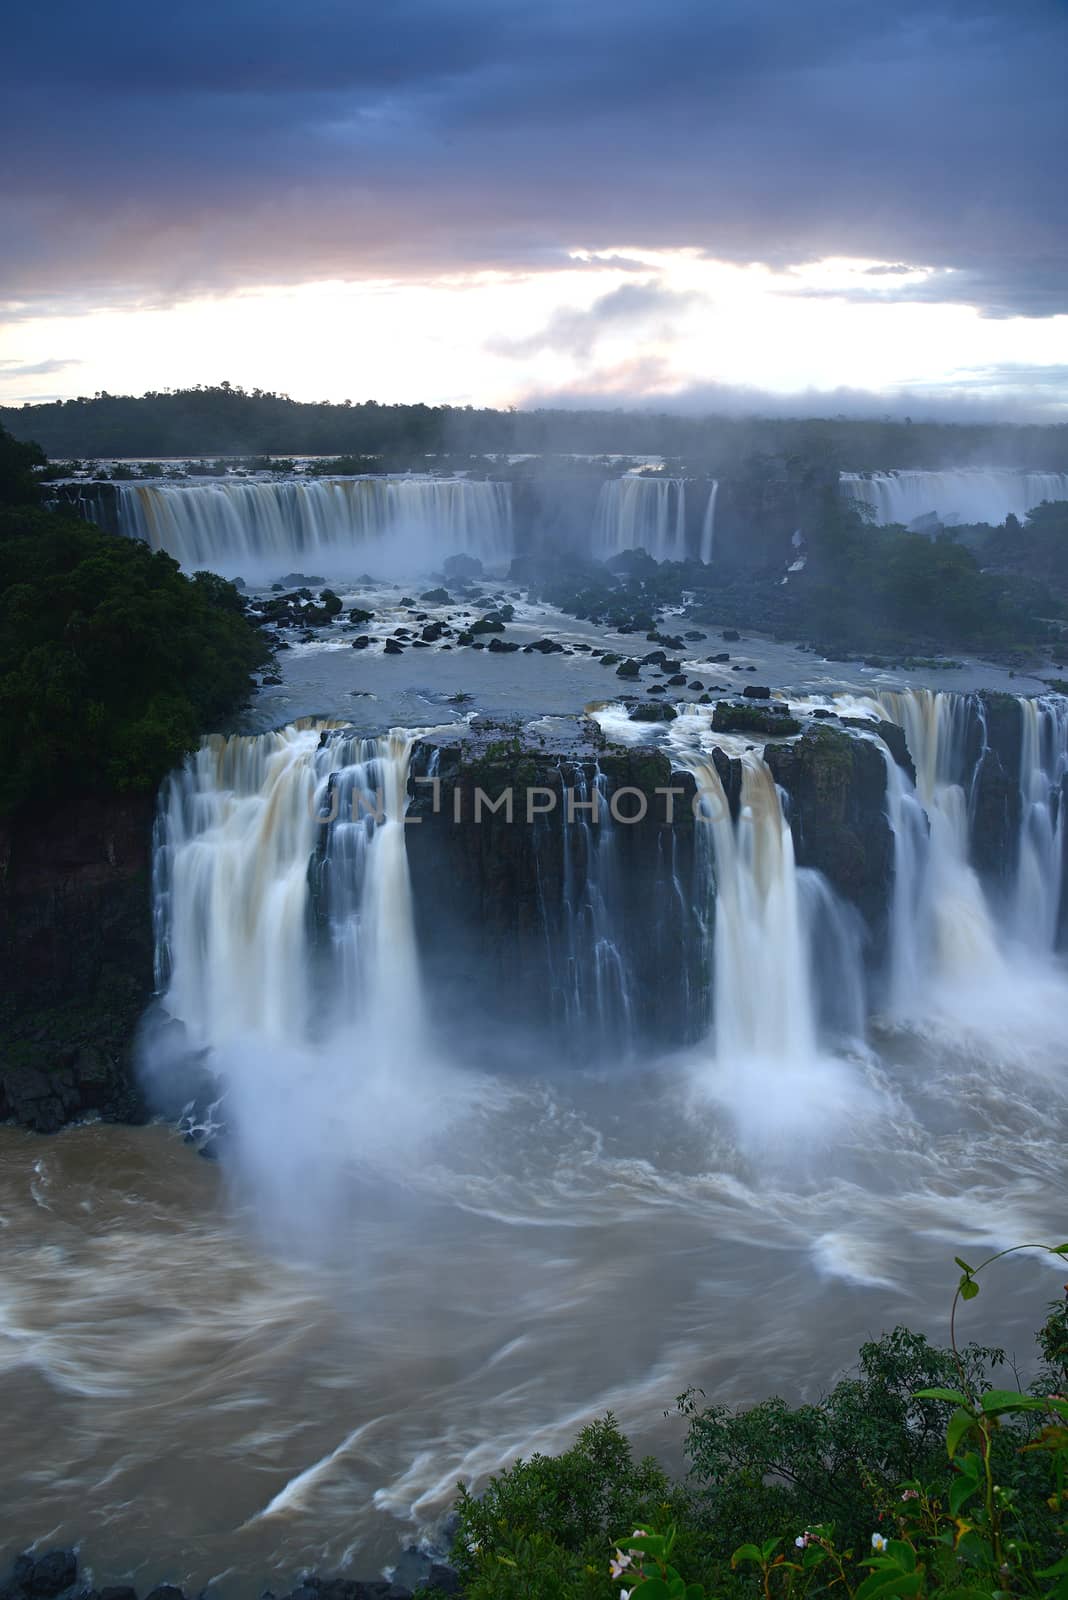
[683,746,871,1146]
[1012,696,1068,956]
[148,721,451,1229]
[840,469,1068,528]
[593,476,686,562]
[699,481,718,564]
[109,477,514,577]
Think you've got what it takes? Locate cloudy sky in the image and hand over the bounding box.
[3,0,1066,417]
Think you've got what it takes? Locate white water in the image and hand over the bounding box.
[840,468,1068,528]
[593,476,687,562]
[112,477,514,577]
[682,746,873,1148]
[149,721,462,1236]
[1013,697,1068,955]
[699,480,718,564]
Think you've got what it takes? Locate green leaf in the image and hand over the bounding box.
[950,1473,980,1516]
[915,1387,969,1405]
[887,1540,917,1572]
[960,1278,980,1300]
[761,1538,782,1560]
[980,1388,1029,1412]
[855,1569,924,1600]
[955,1257,976,1274]
[1038,1557,1068,1578]
[630,1579,671,1600]
[684,1587,706,1600]
[947,1407,976,1458]
[1051,1243,1068,1254]
[731,1544,764,1567]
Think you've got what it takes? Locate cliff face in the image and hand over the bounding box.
[0,793,154,1131]
[405,719,706,1055]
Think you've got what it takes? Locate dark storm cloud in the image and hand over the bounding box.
[2,0,1065,316]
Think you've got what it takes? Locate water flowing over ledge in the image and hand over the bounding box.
[840,469,1068,527]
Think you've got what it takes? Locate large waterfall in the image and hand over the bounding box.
[593,476,687,562]
[682,746,870,1145]
[110,477,514,577]
[840,469,1068,528]
[699,481,718,564]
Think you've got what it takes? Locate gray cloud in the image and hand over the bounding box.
[0,357,82,376]
[490,281,706,359]
[0,0,1065,323]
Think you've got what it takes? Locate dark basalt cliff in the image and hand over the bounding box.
[0,793,154,1132]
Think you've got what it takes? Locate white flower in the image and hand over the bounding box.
[871,1533,888,1552]
[609,1551,632,1578]
[795,1536,807,1548]
[620,1591,631,1600]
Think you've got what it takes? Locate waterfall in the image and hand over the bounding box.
[1012,696,1068,956]
[551,767,635,1052]
[110,477,514,577]
[153,722,422,1048]
[840,468,1068,528]
[683,747,871,1146]
[699,481,718,564]
[593,476,687,562]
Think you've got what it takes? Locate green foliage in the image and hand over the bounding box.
[0,501,270,814]
[451,1415,688,1599]
[0,423,46,506]
[801,495,1048,656]
[450,1261,1068,1600]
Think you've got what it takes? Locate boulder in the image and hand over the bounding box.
[419,587,451,604]
[384,639,404,655]
[615,659,641,678]
[742,685,772,699]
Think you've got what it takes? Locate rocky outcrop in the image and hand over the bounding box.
[0,794,154,1132]
[765,723,894,941]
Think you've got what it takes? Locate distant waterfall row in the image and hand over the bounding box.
[111,477,514,576]
[841,469,1068,528]
[592,477,718,563]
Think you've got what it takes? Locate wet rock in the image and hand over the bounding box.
[319,590,343,616]
[419,587,451,604]
[615,658,640,678]
[98,1587,138,1600]
[456,631,474,646]
[420,622,446,643]
[665,673,687,687]
[348,608,374,625]
[712,701,801,737]
[351,636,370,650]
[28,1552,77,1597]
[683,630,707,641]
[688,680,704,690]
[384,639,404,655]
[471,616,504,635]
[443,554,483,578]
[487,638,520,653]
[261,674,283,686]
[742,685,772,699]
[631,702,675,721]
[399,597,416,607]
[420,1566,461,1595]
[708,652,730,663]
[722,628,740,641]
[143,1587,185,1600]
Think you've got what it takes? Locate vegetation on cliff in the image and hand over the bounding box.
[0,424,270,815]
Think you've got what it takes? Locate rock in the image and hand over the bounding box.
[683,630,706,641]
[487,638,520,653]
[420,622,446,642]
[630,702,675,721]
[712,702,801,737]
[641,650,667,666]
[723,628,740,641]
[351,636,371,649]
[319,590,343,616]
[661,659,681,673]
[99,1588,138,1600]
[348,608,374,625]
[600,653,621,666]
[615,659,640,678]
[666,673,687,687]
[742,685,772,699]
[647,684,666,695]
[143,1587,185,1600]
[400,597,416,607]
[456,631,474,646]
[420,587,451,604]
[471,616,504,635]
[384,639,404,655]
[688,680,704,690]
[443,554,483,578]
[708,652,730,663]
[420,1566,461,1595]
[28,1552,77,1597]
[261,674,283,686]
